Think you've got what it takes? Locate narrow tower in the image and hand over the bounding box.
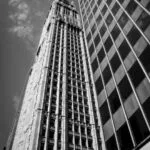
[8,0,101,149]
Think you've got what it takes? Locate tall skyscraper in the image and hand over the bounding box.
[78,0,150,150]
[7,0,101,150]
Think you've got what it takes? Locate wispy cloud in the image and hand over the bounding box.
[12,95,20,112]
[8,0,47,51]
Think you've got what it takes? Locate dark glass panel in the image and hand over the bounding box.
[129,109,149,144]
[118,40,131,60]
[109,89,121,113]
[94,34,101,47]
[111,2,120,16]
[104,36,113,52]
[110,53,121,73]
[117,123,134,150]
[111,24,120,41]
[136,11,150,31]
[89,43,95,56]
[139,45,150,73]
[118,12,128,29]
[118,75,132,101]
[100,24,107,37]
[127,26,141,46]
[106,135,118,150]
[91,58,98,73]
[99,101,110,125]
[98,47,105,63]
[101,5,107,16]
[102,65,112,85]
[126,1,138,15]
[128,61,145,87]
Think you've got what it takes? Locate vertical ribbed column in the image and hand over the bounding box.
[44,21,58,150]
[34,14,57,150]
[54,23,63,150]
[61,23,67,150]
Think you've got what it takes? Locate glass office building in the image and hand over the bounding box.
[78,0,150,150]
[7,0,101,150]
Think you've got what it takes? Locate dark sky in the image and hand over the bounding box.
[0,0,79,149]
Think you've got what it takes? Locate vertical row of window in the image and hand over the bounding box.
[66,26,94,150]
[39,22,64,150]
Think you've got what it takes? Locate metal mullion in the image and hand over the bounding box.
[78,30,88,149]
[54,23,63,150]
[44,21,59,150]
[114,0,150,82]
[103,0,150,132]
[69,27,76,150]
[94,2,136,146]
[134,0,150,16]
[61,23,68,150]
[78,32,85,149]
[73,29,82,149]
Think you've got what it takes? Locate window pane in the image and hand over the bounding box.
[96,14,102,25]
[143,97,150,124]
[100,24,107,37]
[128,61,145,88]
[91,58,98,73]
[111,2,120,16]
[88,13,93,23]
[97,0,102,6]
[127,26,141,46]
[118,0,124,4]
[117,123,134,150]
[98,47,105,63]
[106,13,113,26]
[104,36,113,52]
[102,5,107,16]
[139,45,150,73]
[102,65,112,85]
[118,40,131,60]
[93,5,98,14]
[95,76,103,94]
[129,109,149,144]
[100,101,110,125]
[106,0,112,6]
[126,1,137,16]
[86,32,91,43]
[118,75,132,101]
[94,34,100,47]
[109,89,121,114]
[110,53,121,73]
[91,23,96,35]
[89,43,95,56]
[118,12,128,29]
[106,135,118,150]
[111,24,120,41]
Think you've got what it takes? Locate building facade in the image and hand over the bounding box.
[78,0,150,150]
[7,0,102,150]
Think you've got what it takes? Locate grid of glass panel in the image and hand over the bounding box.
[79,0,150,149]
